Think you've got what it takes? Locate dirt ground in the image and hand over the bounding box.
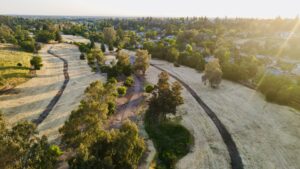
[150,59,300,169]
[0,43,105,142]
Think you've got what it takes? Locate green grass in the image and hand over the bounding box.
[0,44,32,90]
[145,111,193,169]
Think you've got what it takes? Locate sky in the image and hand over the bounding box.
[1,0,300,18]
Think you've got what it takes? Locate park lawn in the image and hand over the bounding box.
[0,44,32,90]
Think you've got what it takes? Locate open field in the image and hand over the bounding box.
[0,43,105,142]
[0,43,32,90]
[150,59,300,169]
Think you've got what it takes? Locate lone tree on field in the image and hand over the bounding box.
[30,56,43,70]
[202,58,222,88]
[134,49,151,75]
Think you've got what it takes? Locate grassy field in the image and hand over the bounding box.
[0,44,32,90]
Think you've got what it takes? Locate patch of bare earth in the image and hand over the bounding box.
[150,59,300,169]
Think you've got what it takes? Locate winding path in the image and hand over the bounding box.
[150,64,244,169]
[32,48,70,125]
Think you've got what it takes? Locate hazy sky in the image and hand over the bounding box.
[1,0,300,18]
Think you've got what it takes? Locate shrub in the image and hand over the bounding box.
[145,84,154,93]
[174,62,180,67]
[117,86,127,96]
[30,56,43,70]
[108,101,116,115]
[80,53,85,60]
[108,77,117,84]
[124,76,134,87]
[17,63,22,67]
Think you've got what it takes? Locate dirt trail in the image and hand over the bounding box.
[109,76,144,128]
[150,59,300,169]
[151,64,243,169]
[33,48,70,125]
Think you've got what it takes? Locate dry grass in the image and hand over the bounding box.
[0,43,32,90]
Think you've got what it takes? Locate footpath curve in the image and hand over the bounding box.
[33,48,70,125]
[150,64,244,169]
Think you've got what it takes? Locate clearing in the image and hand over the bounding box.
[0,43,32,91]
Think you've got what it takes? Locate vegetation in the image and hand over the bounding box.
[0,112,62,169]
[0,44,32,89]
[134,49,151,75]
[145,72,192,169]
[124,76,135,87]
[202,59,222,88]
[60,80,145,168]
[258,75,300,110]
[117,86,127,96]
[30,55,43,70]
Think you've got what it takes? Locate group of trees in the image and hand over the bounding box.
[150,71,184,121]
[145,72,193,168]
[258,75,300,110]
[59,80,145,168]
[0,112,62,169]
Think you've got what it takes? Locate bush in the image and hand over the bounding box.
[108,101,116,115]
[17,63,22,67]
[145,84,154,93]
[124,76,134,87]
[19,40,35,52]
[30,56,43,70]
[108,77,117,84]
[117,86,127,96]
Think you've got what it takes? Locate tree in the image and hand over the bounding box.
[214,46,230,66]
[55,31,62,42]
[35,30,55,43]
[30,56,43,70]
[151,71,184,121]
[60,81,116,149]
[69,121,145,169]
[134,49,150,75]
[0,113,60,169]
[117,50,130,66]
[202,59,222,88]
[89,48,104,64]
[103,27,116,47]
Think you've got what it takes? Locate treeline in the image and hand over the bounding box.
[0,16,62,52]
[59,81,145,168]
